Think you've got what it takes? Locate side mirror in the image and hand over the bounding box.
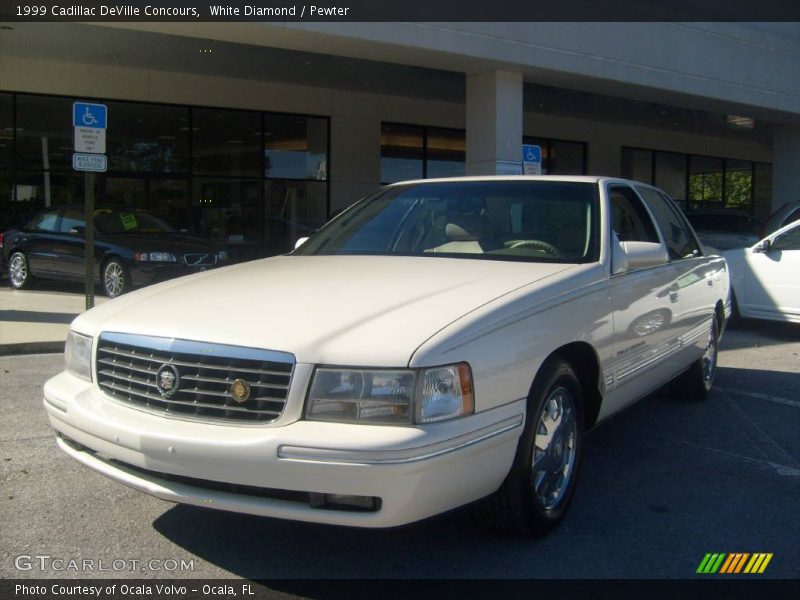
[613,241,669,274]
[753,239,771,253]
[294,237,309,250]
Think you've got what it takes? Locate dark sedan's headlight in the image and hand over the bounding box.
[305,363,474,425]
[134,252,177,262]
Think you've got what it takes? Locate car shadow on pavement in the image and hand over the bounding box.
[0,310,78,324]
[721,319,800,351]
[152,501,520,579]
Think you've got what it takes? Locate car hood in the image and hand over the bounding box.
[72,255,574,366]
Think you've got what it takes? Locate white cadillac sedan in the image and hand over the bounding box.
[44,177,729,536]
[723,219,800,323]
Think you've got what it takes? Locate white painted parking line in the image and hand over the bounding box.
[717,387,800,410]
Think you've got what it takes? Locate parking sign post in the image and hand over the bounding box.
[72,102,107,310]
[83,173,95,309]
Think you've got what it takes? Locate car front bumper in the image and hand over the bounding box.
[44,371,524,528]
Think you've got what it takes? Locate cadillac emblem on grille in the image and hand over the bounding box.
[156,364,181,398]
[230,378,251,403]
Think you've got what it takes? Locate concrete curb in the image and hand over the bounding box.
[0,341,65,356]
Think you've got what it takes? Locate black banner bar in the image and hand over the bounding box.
[3,579,800,600]
[1,0,800,22]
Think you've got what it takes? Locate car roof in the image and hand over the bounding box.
[385,175,630,186]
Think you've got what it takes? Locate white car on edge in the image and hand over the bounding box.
[724,218,800,324]
[44,176,730,536]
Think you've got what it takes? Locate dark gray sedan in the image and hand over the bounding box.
[1,206,226,297]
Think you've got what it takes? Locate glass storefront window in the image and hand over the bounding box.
[621,148,653,184]
[689,156,723,205]
[724,159,753,210]
[654,152,687,205]
[264,180,327,257]
[194,178,261,262]
[753,162,773,220]
[16,94,74,172]
[14,170,84,209]
[426,127,465,179]
[106,102,189,173]
[193,108,262,177]
[265,115,328,180]
[102,178,189,230]
[550,140,586,175]
[0,92,12,168]
[381,123,423,183]
[523,137,586,175]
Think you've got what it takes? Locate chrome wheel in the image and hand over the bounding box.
[701,317,718,391]
[532,386,578,510]
[103,261,126,297]
[9,253,29,289]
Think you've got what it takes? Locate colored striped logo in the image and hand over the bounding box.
[696,553,773,574]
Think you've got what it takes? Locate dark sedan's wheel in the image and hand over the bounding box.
[486,358,584,536]
[102,258,130,298]
[8,252,34,290]
[675,315,719,401]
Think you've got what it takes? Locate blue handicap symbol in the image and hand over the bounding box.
[73,102,107,129]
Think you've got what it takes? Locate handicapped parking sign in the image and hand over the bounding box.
[522,144,542,175]
[73,101,107,156]
[73,102,107,129]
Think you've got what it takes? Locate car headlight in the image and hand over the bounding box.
[65,331,93,382]
[305,363,474,425]
[134,252,176,262]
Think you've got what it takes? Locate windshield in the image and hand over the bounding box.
[94,209,176,234]
[295,181,599,263]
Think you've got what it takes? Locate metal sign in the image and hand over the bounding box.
[495,160,523,176]
[73,102,107,159]
[72,153,107,172]
[71,101,107,310]
[73,102,107,129]
[522,144,542,175]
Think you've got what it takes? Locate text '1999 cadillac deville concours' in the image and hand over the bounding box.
[44,176,729,536]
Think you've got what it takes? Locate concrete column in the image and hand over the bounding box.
[587,141,622,177]
[772,125,800,211]
[329,114,381,215]
[466,71,523,175]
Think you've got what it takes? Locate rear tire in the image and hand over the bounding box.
[8,251,34,290]
[485,358,584,536]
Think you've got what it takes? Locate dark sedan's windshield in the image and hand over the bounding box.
[94,209,176,234]
[295,181,599,263]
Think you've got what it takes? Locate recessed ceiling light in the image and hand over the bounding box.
[726,115,754,129]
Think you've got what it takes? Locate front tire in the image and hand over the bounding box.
[102,258,130,298]
[674,315,719,401]
[486,358,584,536]
[8,251,34,290]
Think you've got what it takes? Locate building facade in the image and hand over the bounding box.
[1,21,798,259]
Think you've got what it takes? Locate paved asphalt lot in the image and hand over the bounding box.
[1,320,798,581]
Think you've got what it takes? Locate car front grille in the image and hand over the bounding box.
[95,332,294,423]
[182,253,217,266]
